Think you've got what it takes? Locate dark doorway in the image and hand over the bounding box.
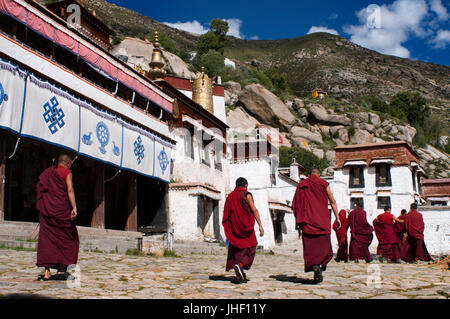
[137,176,167,229]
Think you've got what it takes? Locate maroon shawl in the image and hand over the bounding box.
[348,208,374,244]
[36,166,79,268]
[373,212,397,245]
[405,209,425,240]
[292,174,330,235]
[222,187,257,249]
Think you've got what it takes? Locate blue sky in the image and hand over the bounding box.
[107,0,450,66]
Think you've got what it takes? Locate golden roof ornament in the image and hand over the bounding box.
[191,66,214,114]
[147,31,167,80]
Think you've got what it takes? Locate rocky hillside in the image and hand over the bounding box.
[225,34,450,102]
[225,83,449,178]
[35,0,449,178]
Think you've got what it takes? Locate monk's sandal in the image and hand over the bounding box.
[312,265,323,284]
[233,264,245,283]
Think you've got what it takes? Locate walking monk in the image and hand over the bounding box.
[36,154,79,281]
[373,206,404,263]
[333,209,349,263]
[404,203,432,263]
[348,202,373,263]
[222,177,264,283]
[292,168,340,284]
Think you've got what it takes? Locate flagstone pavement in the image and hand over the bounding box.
[0,243,448,299]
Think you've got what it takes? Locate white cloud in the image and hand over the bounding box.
[163,18,250,39]
[429,0,449,21]
[162,20,208,35]
[307,26,339,36]
[431,29,450,48]
[224,18,244,38]
[343,0,430,58]
[249,35,260,40]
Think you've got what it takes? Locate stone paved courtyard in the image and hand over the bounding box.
[0,244,448,300]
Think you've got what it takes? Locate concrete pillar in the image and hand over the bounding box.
[90,164,105,229]
[125,174,137,231]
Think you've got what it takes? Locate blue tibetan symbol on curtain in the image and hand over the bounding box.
[158,147,169,174]
[133,136,145,165]
[43,96,65,134]
[0,82,8,107]
[96,121,110,154]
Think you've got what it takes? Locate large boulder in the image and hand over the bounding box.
[223,81,242,107]
[111,37,196,78]
[291,126,324,145]
[238,84,297,130]
[308,104,352,126]
[350,129,373,144]
[369,113,381,127]
[226,106,260,129]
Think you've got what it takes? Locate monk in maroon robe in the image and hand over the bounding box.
[394,209,410,261]
[36,154,79,281]
[373,206,404,263]
[333,209,349,262]
[348,204,373,263]
[404,203,432,263]
[292,168,340,284]
[222,177,264,283]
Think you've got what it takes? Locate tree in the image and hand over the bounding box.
[389,91,429,127]
[279,146,329,175]
[197,19,229,56]
[192,50,225,77]
[210,19,229,37]
[197,31,221,56]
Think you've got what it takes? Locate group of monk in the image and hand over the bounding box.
[35,155,432,285]
[223,169,433,284]
[333,203,432,266]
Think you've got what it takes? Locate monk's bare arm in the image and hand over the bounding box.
[326,186,340,229]
[394,217,405,223]
[66,173,77,219]
[247,194,264,237]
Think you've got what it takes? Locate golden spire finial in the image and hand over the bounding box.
[148,31,167,80]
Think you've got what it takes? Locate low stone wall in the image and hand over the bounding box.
[420,206,450,255]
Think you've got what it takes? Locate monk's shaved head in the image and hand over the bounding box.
[311,168,321,176]
[58,154,72,166]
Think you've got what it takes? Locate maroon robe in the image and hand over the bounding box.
[373,212,400,261]
[36,166,79,269]
[292,174,333,272]
[404,210,431,262]
[348,208,373,262]
[222,188,257,271]
[333,210,349,262]
[394,214,410,260]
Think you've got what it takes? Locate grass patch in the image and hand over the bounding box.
[125,248,143,256]
[15,238,38,243]
[163,249,180,258]
[0,244,37,252]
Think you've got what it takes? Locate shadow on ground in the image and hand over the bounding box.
[209,275,242,285]
[269,274,317,285]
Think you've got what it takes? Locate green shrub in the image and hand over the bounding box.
[279,146,329,174]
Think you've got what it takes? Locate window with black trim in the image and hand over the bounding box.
[350,198,364,209]
[377,196,391,209]
[349,166,365,188]
[376,164,392,187]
